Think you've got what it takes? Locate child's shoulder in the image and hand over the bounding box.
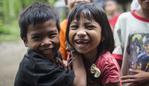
[98,51,113,60]
[117,12,132,21]
[22,49,57,70]
[17,49,63,79]
[95,51,119,69]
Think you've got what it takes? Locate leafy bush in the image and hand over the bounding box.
[0,21,20,42]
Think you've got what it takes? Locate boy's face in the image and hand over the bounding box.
[104,1,118,15]
[138,0,149,10]
[67,0,91,10]
[24,20,60,59]
[68,17,102,54]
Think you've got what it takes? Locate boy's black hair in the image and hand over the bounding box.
[64,0,93,5]
[66,3,114,56]
[19,2,60,39]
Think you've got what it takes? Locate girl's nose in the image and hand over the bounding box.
[76,30,87,38]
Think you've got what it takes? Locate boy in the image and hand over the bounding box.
[103,0,120,29]
[113,0,149,85]
[14,2,86,86]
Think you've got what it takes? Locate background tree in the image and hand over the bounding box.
[0,0,57,41]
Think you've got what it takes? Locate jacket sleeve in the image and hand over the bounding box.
[35,60,74,86]
[15,57,74,86]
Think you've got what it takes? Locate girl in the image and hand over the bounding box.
[66,3,121,86]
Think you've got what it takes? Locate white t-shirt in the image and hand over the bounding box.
[113,10,149,75]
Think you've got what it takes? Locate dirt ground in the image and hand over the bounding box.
[0,41,26,86]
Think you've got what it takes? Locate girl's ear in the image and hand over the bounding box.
[22,37,28,47]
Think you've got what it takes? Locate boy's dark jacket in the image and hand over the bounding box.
[14,49,74,86]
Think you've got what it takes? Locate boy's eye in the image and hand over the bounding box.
[70,25,78,30]
[48,32,57,38]
[32,35,42,41]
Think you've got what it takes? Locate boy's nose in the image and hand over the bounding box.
[41,38,52,46]
[76,30,87,38]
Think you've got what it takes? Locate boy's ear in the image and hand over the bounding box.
[22,37,28,47]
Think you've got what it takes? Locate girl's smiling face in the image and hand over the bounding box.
[69,17,102,54]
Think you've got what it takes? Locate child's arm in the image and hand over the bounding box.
[121,69,149,85]
[71,51,87,86]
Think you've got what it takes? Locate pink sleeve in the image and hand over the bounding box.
[112,54,123,61]
[96,53,121,85]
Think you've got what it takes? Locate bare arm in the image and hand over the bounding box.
[72,51,87,86]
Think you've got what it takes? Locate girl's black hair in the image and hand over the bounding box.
[66,3,114,56]
[19,2,60,39]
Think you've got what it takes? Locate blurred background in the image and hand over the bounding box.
[0,0,132,86]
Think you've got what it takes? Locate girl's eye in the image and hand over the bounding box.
[86,25,95,30]
[70,25,78,30]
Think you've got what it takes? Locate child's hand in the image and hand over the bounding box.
[70,47,86,86]
[66,42,75,53]
[121,69,149,85]
[66,43,82,61]
[62,60,69,68]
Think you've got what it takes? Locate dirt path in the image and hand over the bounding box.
[0,41,26,86]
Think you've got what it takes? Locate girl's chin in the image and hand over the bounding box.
[75,48,89,54]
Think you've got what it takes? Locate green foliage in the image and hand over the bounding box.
[0,21,20,42]
[1,0,57,23]
[48,0,56,5]
[0,0,57,42]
